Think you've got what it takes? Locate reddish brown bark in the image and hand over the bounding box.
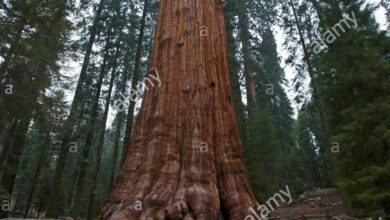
[98,1,256,219]
[238,1,257,117]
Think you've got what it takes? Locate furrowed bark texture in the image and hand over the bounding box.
[98,0,256,219]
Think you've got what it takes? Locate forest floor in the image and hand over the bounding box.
[270,188,348,220]
[3,188,364,220]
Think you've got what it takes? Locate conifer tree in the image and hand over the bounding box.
[237,0,257,117]
[288,0,332,155]
[225,0,247,147]
[0,0,73,217]
[310,0,390,215]
[45,0,106,217]
[23,90,69,217]
[121,0,150,166]
[70,21,114,220]
[87,26,123,220]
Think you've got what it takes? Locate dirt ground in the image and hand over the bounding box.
[270,188,347,219]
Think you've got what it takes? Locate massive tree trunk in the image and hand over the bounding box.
[98,1,256,219]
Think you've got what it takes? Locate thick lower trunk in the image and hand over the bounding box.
[98,1,256,219]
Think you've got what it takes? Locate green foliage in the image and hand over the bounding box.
[245,109,279,201]
[305,0,390,215]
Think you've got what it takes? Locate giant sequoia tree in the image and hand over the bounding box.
[98,0,256,219]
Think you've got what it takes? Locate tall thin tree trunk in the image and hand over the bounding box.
[0,124,7,144]
[24,124,52,218]
[121,0,149,166]
[37,198,44,218]
[98,1,256,219]
[45,0,106,217]
[0,113,32,218]
[71,29,112,219]
[108,112,124,193]
[67,160,81,208]
[0,118,14,145]
[225,9,246,146]
[237,2,257,117]
[0,119,18,165]
[87,46,120,220]
[108,42,131,193]
[289,0,332,153]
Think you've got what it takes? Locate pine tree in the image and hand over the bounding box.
[45,0,106,217]
[87,24,123,220]
[288,0,332,155]
[237,0,257,117]
[0,0,73,217]
[70,19,114,219]
[310,0,390,215]
[121,0,150,166]
[0,120,17,165]
[23,90,69,217]
[296,103,323,187]
[225,0,247,147]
